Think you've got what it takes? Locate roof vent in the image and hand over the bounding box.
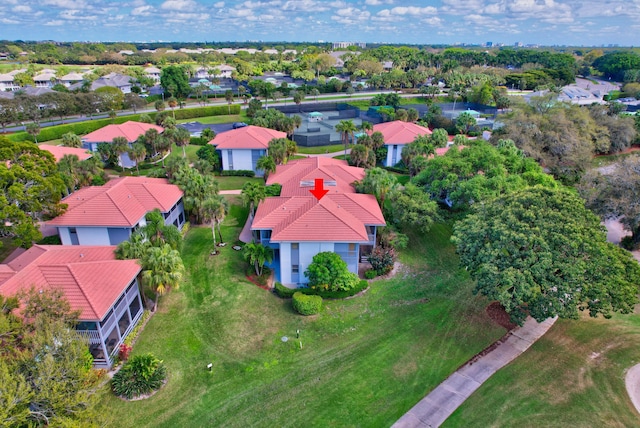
[80,253,84,258]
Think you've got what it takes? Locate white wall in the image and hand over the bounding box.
[279,242,292,284]
[77,227,112,245]
[221,149,254,171]
[385,144,404,167]
[58,227,72,245]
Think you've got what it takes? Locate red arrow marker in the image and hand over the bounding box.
[309,178,328,201]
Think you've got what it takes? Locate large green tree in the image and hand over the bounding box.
[160,65,191,99]
[141,244,185,311]
[243,242,273,276]
[452,186,640,325]
[0,289,101,427]
[304,252,359,293]
[0,139,65,248]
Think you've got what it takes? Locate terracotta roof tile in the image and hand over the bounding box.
[266,157,364,197]
[210,125,287,149]
[48,177,183,227]
[0,245,140,320]
[373,120,432,145]
[39,145,93,162]
[82,121,163,143]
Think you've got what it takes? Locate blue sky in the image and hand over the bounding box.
[0,0,636,46]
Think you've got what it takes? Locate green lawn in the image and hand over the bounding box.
[177,112,248,125]
[297,144,345,154]
[215,175,262,191]
[444,312,640,427]
[98,209,504,427]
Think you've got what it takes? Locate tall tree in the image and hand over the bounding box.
[256,155,276,181]
[243,242,273,276]
[452,186,640,325]
[160,65,191,99]
[241,181,266,216]
[141,244,185,312]
[128,143,146,175]
[335,119,357,157]
[355,167,398,208]
[25,122,41,143]
[202,194,228,249]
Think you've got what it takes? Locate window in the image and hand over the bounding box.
[129,296,141,320]
[178,212,185,224]
[69,227,79,245]
[292,265,299,274]
[291,243,298,250]
[118,312,130,337]
[100,309,114,328]
[126,280,135,295]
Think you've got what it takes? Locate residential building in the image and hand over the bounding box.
[0,73,20,91]
[33,72,57,88]
[70,72,132,94]
[0,245,144,368]
[144,66,161,82]
[211,64,236,78]
[209,125,287,176]
[47,176,185,246]
[372,121,432,167]
[59,72,85,87]
[81,121,164,168]
[252,157,385,286]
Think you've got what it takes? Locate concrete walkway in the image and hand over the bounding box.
[219,189,242,195]
[238,213,254,243]
[305,149,351,158]
[392,316,557,428]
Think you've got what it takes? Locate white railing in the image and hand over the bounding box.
[77,330,101,344]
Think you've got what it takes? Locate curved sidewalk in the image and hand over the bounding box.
[392,316,557,428]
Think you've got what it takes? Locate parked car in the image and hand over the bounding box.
[232,122,248,129]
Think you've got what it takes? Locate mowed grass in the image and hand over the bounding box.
[297,144,345,154]
[99,209,504,427]
[444,312,640,427]
[177,112,248,125]
[215,175,262,191]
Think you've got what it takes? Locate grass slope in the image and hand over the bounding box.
[99,210,504,427]
[444,312,640,427]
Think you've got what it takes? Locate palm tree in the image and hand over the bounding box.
[167,97,178,118]
[311,88,320,102]
[267,138,288,165]
[243,242,273,276]
[141,244,185,311]
[115,232,150,260]
[291,115,302,139]
[140,209,183,252]
[202,194,228,250]
[335,119,357,157]
[156,136,172,168]
[355,167,398,208]
[112,136,129,168]
[201,127,216,141]
[128,143,146,175]
[57,154,81,195]
[224,90,234,114]
[256,155,276,181]
[241,181,266,216]
[172,127,191,158]
[61,132,82,148]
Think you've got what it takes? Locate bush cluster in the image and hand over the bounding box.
[364,269,377,279]
[111,353,166,399]
[220,170,255,177]
[274,280,368,299]
[368,246,396,275]
[292,292,322,315]
[190,137,210,146]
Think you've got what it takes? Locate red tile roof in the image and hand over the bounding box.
[48,176,183,227]
[82,121,163,143]
[0,245,140,320]
[210,125,287,150]
[39,144,93,162]
[432,145,466,158]
[266,157,364,197]
[252,194,385,242]
[373,121,432,145]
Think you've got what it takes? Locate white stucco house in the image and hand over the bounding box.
[251,157,385,286]
[372,121,432,167]
[209,125,287,176]
[0,245,144,369]
[48,176,185,246]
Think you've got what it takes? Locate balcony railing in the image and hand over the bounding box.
[77,330,101,344]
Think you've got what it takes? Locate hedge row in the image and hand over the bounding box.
[219,170,255,177]
[9,104,241,143]
[274,279,368,299]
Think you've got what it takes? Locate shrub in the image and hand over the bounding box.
[190,137,209,146]
[37,235,62,245]
[118,343,132,362]
[621,236,636,251]
[265,183,282,197]
[111,353,166,399]
[274,282,297,298]
[220,170,255,177]
[368,246,396,275]
[364,269,377,279]
[123,310,151,347]
[292,292,322,315]
[305,252,359,292]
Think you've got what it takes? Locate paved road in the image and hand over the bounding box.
[392,316,557,428]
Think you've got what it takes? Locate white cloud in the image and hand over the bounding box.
[131,5,154,15]
[282,0,328,12]
[386,6,437,15]
[160,0,196,11]
[0,17,19,24]
[44,19,65,25]
[13,5,32,12]
[214,1,224,6]
[423,16,442,26]
[41,0,88,9]
[60,9,98,20]
[365,0,393,5]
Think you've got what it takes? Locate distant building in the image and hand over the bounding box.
[332,42,366,49]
